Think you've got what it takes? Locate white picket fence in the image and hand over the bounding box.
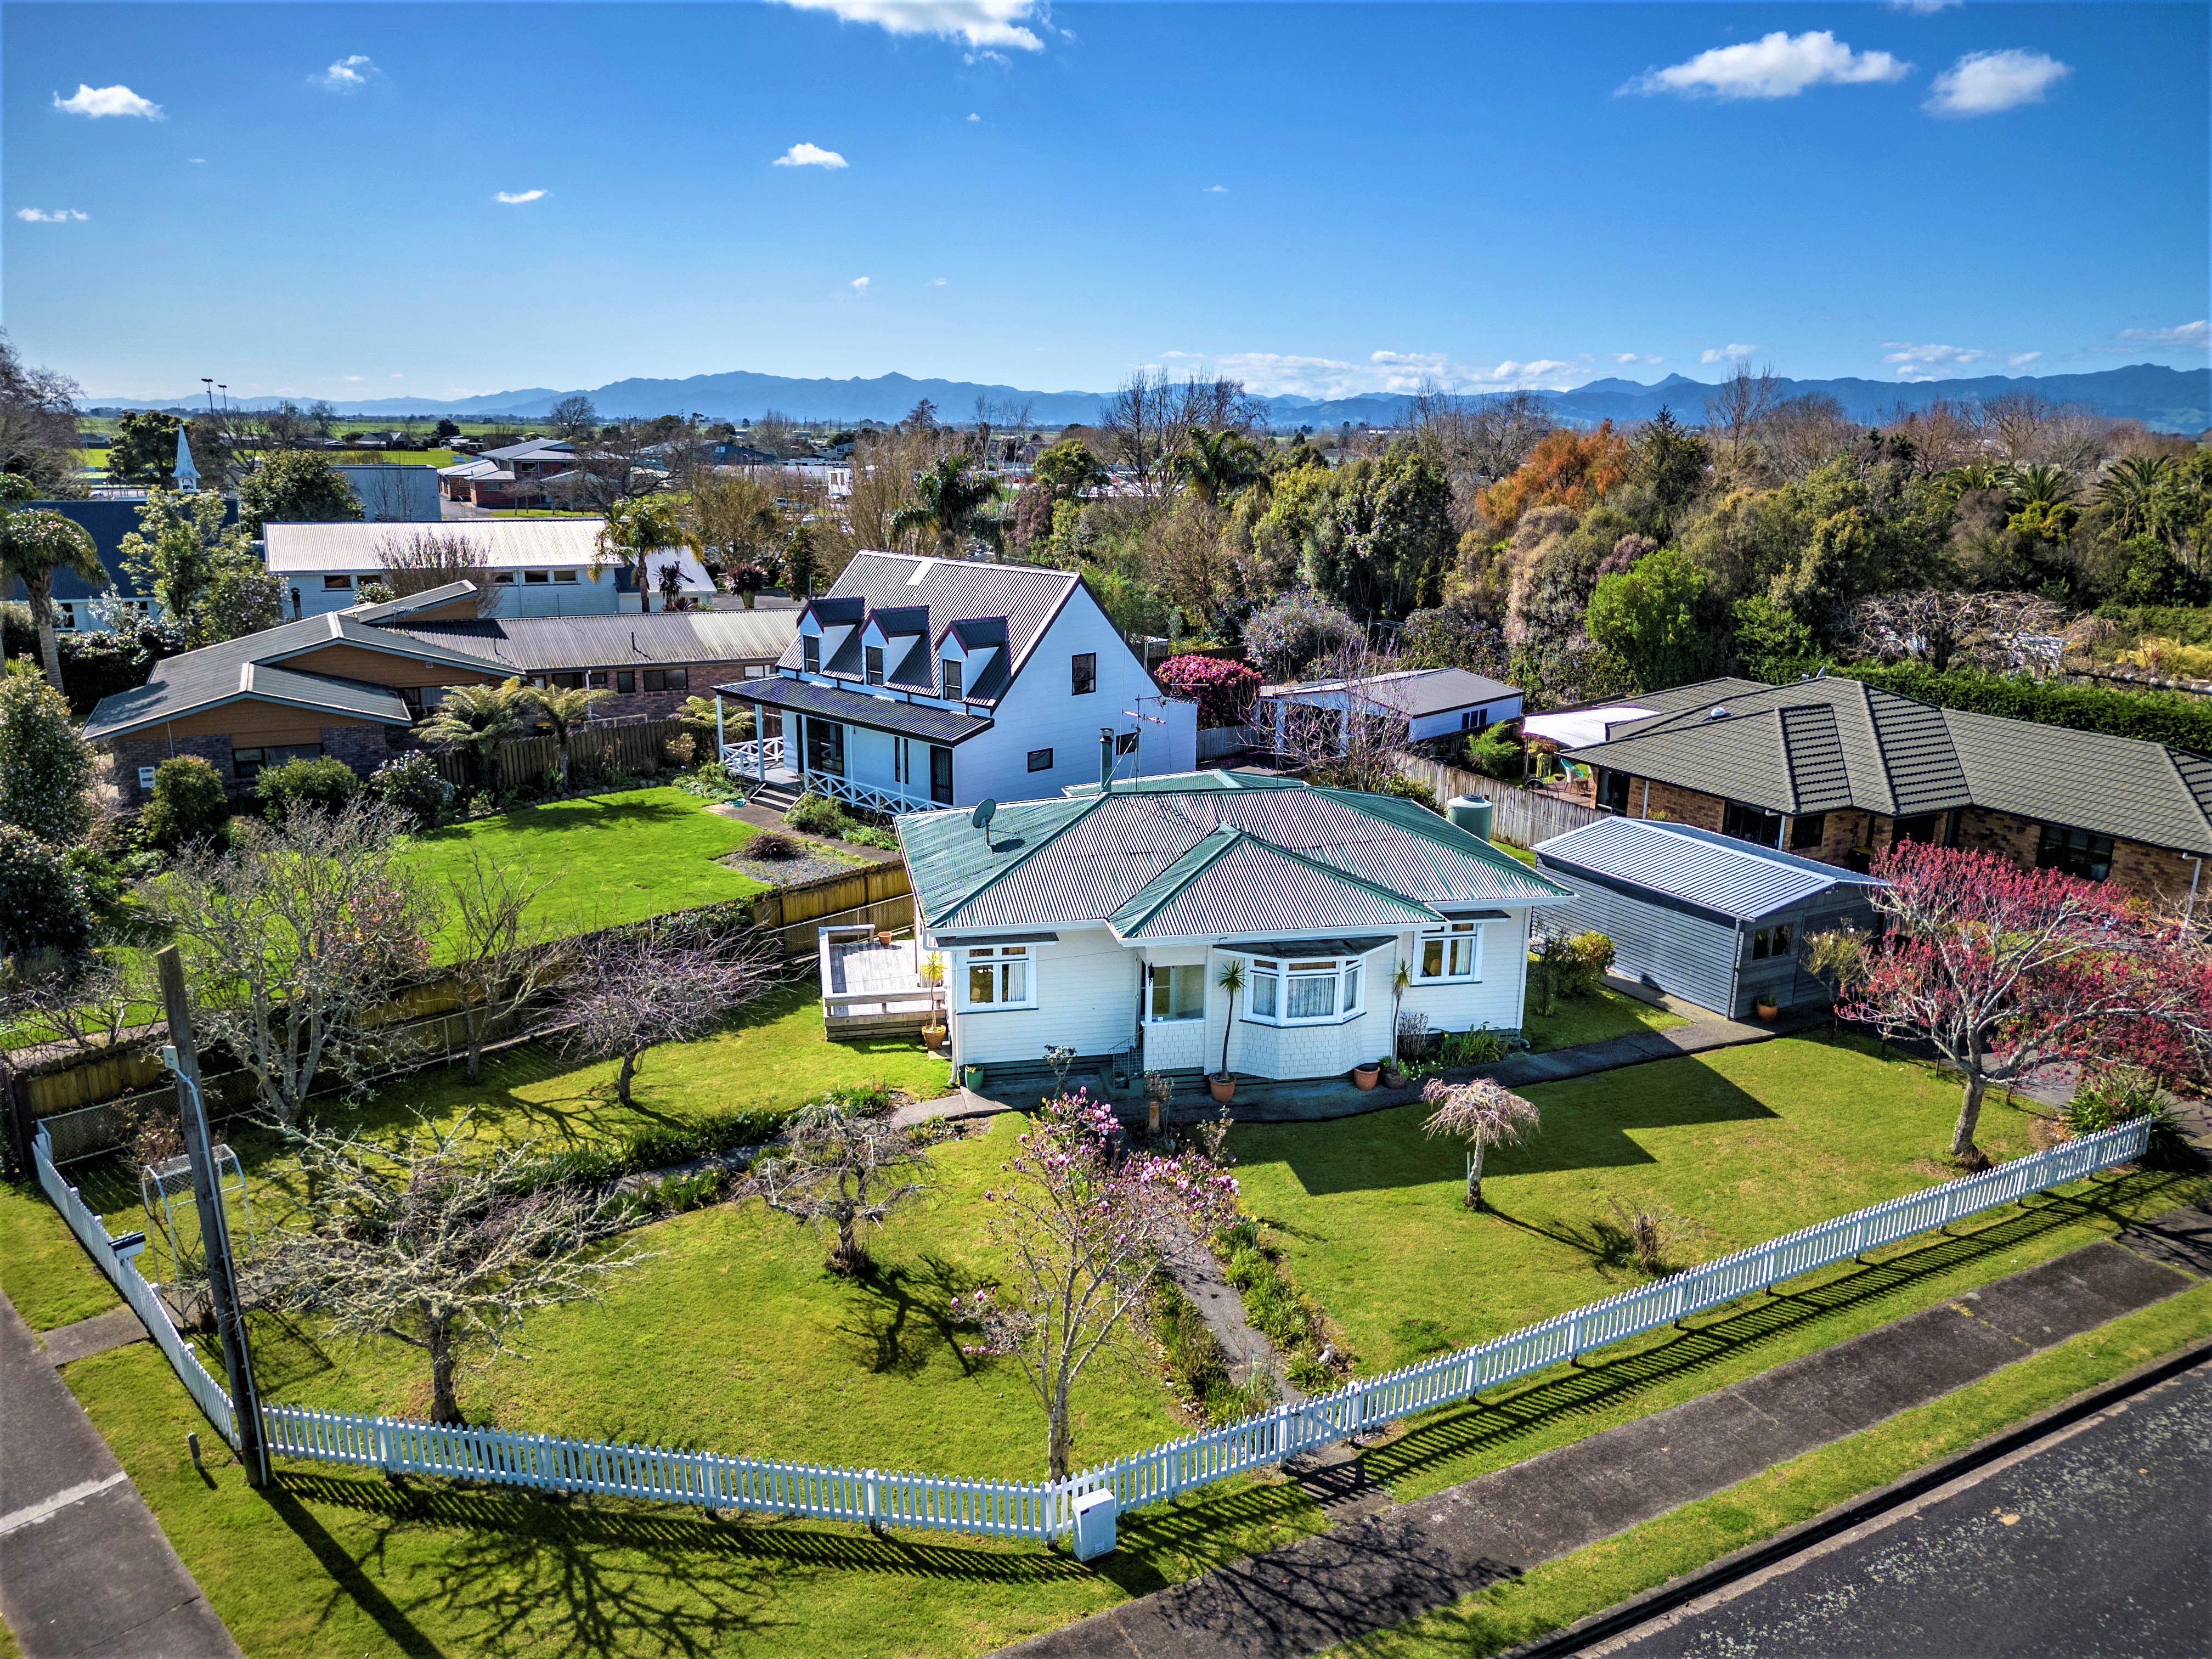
[33,1114,2152,1544]
[33,1125,237,1444]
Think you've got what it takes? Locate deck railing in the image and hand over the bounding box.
[720,735,786,774]
[35,1111,2153,1555]
[803,769,935,817]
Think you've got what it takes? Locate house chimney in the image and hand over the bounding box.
[1099,727,1115,793]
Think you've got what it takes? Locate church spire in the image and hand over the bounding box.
[174,424,200,492]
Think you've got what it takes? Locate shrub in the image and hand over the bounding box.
[2064,1064,2196,1171]
[664,733,697,769]
[256,755,361,820]
[139,756,229,850]
[1835,663,2212,754]
[743,830,802,860]
[0,823,93,957]
[369,752,453,829]
[785,792,855,838]
[1156,654,1261,727]
[1589,1201,1684,1277]
[1243,590,1358,678]
[845,825,899,850]
[0,665,94,845]
[1551,930,1616,1000]
[1464,724,1523,781]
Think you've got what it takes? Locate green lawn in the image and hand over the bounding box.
[0,1178,121,1331]
[1330,1279,2212,1658]
[1523,985,1686,1052]
[402,786,770,946]
[1229,1032,2204,1500]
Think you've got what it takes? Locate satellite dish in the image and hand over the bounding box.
[970,798,997,843]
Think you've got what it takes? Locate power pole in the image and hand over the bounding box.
[156,946,268,1486]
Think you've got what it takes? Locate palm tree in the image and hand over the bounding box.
[0,507,104,689]
[523,682,614,788]
[416,678,531,796]
[888,455,1000,556]
[2096,456,2177,542]
[2002,462,2078,511]
[1166,427,1264,506]
[595,496,697,612]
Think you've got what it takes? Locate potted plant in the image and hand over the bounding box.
[961,1063,983,1091]
[1752,995,1780,1023]
[1352,1060,1381,1090]
[1209,958,1244,1102]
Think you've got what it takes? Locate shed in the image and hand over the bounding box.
[1532,817,1883,1019]
[1257,667,1524,751]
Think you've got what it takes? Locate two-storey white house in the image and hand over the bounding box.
[898,770,1572,1086]
[712,551,1198,812]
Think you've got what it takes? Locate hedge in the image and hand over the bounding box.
[1833,663,2212,755]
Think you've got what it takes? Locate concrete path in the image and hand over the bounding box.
[1001,1210,2209,1659]
[35,1308,146,1370]
[1600,1358,2212,1659]
[0,1292,241,1659]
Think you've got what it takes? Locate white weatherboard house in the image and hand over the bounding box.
[713,551,1198,813]
[265,520,715,619]
[899,771,1572,1085]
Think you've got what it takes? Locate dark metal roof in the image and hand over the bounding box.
[900,771,1570,932]
[345,582,481,624]
[1261,667,1522,719]
[1533,817,1883,923]
[1218,936,1394,958]
[1565,674,2212,854]
[395,611,796,671]
[719,674,994,745]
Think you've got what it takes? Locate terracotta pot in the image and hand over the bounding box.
[1753,1000,1779,1023]
[922,1024,946,1049]
[1208,1075,1235,1103]
[1352,1064,1380,1091]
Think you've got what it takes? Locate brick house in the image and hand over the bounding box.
[1549,675,2212,909]
[82,582,796,806]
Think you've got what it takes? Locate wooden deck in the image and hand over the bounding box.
[819,926,941,1041]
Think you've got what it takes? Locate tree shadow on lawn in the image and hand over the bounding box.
[837,1251,985,1379]
[1356,1169,2195,1498]
[1271,1061,1779,1195]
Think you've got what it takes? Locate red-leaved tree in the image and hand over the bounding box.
[1155,654,1261,729]
[1814,842,2212,1166]
[961,1091,1239,1481]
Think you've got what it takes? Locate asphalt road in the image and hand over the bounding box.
[1599,1360,2212,1659]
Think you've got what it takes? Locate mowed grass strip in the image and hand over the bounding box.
[1522,984,1686,1053]
[400,786,770,947]
[1327,1280,2212,1658]
[0,1178,121,1331]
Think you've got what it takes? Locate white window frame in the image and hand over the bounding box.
[1145,963,1206,1024]
[959,945,1035,1012]
[1238,952,1367,1028]
[1417,919,1483,983]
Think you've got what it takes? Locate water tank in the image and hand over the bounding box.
[1446,794,1493,840]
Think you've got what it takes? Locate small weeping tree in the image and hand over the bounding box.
[558,923,778,1104]
[1421,1076,1541,1210]
[245,1117,650,1426]
[753,1103,933,1274]
[961,1091,1239,1482]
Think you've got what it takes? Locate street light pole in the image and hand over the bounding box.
[156,946,268,1486]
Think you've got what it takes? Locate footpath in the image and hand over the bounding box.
[1002,1201,2212,1659]
[0,1292,241,1659]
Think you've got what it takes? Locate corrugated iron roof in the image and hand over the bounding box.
[1259,667,1522,718]
[729,674,994,744]
[1533,816,1883,922]
[1111,829,1444,938]
[397,611,795,670]
[264,518,606,572]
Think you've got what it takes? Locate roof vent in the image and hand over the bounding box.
[1706,705,1729,719]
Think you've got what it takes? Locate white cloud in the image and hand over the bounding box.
[773,142,849,170]
[317,54,377,91]
[1615,353,1641,364]
[1205,184,1227,193]
[188,156,205,163]
[927,276,946,286]
[493,189,548,204]
[2118,320,2210,351]
[53,83,162,119]
[1925,49,2072,116]
[1882,341,1993,368]
[1886,1,1960,13]
[1625,31,1910,100]
[1180,349,1588,400]
[2008,352,2043,367]
[342,375,365,382]
[966,111,981,122]
[850,276,871,291]
[771,1,1045,53]
[15,208,88,222]
[1701,344,1758,364]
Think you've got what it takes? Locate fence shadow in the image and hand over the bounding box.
[1357,1170,2190,1496]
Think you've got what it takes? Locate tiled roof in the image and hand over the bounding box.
[1534,818,1883,923]
[1564,675,2212,854]
[900,771,1571,933]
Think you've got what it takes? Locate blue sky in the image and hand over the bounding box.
[5,2,2205,405]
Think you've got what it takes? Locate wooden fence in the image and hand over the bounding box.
[429,718,695,791]
[749,861,915,960]
[1388,752,1609,848]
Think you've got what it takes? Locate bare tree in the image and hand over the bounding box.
[1852,589,2068,674]
[1421,1077,1541,1210]
[1406,384,1559,492]
[560,926,776,1105]
[0,330,83,496]
[1266,642,1416,793]
[1703,360,1782,467]
[443,847,560,1084]
[246,1116,648,1424]
[753,1103,933,1274]
[1971,392,2114,471]
[548,394,599,441]
[1098,371,1170,488]
[1757,393,1856,482]
[374,528,496,614]
[14,956,157,1056]
[159,800,433,1123]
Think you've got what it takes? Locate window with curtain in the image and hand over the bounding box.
[1240,955,1368,1025]
[963,946,1031,1008]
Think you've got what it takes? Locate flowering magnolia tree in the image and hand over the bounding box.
[1421,1077,1541,1209]
[1814,842,2212,1166]
[1155,654,1261,729]
[962,1091,1239,1481]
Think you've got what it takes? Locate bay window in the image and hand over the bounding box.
[962,945,1032,1009]
[1239,952,1367,1026]
[1419,919,1481,981]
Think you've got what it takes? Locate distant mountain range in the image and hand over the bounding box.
[100,363,2209,433]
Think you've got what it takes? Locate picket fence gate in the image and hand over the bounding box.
[33,1115,2152,1545]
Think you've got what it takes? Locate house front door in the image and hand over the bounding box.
[806,718,845,777]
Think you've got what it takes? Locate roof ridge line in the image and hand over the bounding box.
[1113,825,1247,935]
[1309,784,1572,891]
[1238,831,1448,917]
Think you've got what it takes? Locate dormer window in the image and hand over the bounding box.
[865,645,885,686]
[803,635,821,674]
[941,658,963,701]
